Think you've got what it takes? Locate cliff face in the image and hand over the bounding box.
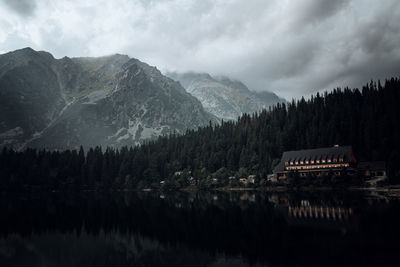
[167,72,285,121]
[0,48,215,149]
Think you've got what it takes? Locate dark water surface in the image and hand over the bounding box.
[0,190,399,267]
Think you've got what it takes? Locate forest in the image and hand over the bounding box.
[1,77,400,191]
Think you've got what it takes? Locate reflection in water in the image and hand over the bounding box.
[268,194,356,232]
[0,232,256,267]
[288,204,353,221]
[0,191,399,267]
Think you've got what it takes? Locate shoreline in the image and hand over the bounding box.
[3,185,400,197]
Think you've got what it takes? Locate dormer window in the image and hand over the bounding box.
[285,162,288,166]
[316,160,320,163]
[305,160,309,164]
[327,159,331,163]
[300,161,304,165]
[290,161,294,165]
[333,158,337,162]
[339,158,344,162]
[322,159,326,163]
[311,160,314,164]
[295,161,299,165]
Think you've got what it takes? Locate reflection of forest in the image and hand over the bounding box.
[0,192,399,267]
[0,231,257,267]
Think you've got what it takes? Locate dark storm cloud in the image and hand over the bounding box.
[319,1,400,92]
[291,0,350,26]
[0,0,399,99]
[1,0,36,16]
[237,0,400,98]
[356,5,400,55]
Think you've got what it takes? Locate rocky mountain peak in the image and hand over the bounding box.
[166,72,285,121]
[0,48,216,150]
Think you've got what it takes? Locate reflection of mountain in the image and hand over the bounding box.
[0,192,399,267]
[0,232,255,267]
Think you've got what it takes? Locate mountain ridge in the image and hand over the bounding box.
[166,71,285,120]
[0,48,216,149]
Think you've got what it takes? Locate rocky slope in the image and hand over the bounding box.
[167,72,285,120]
[0,48,216,149]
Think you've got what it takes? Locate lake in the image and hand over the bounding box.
[0,190,399,267]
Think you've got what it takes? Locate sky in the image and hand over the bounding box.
[0,0,399,99]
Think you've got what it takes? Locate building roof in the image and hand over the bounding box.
[273,146,354,173]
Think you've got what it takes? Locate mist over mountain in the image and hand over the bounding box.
[167,72,285,120]
[0,48,216,149]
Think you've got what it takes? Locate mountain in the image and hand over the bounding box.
[2,78,400,191]
[0,48,216,149]
[166,72,285,120]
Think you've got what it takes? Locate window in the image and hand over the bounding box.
[290,161,294,165]
[305,160,309,164]
[311,160,314,164]
[322,159,326,163]
[327,159,331,163]
[333,158,337,162]
[300,161,304,164]
[285,162,289,166]
[295,161,298,165]
[316,160,320,163]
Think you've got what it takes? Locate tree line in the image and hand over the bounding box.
[1,77,400,190]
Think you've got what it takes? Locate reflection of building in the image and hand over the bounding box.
[272,145,386,181]
[240,192,256,202]
[285,201,357,231]
[288,202,353,221]
[268,194,288,206]
[268,194,357,231]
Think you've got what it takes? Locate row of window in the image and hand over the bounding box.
[296,171,343,177]
[285,158,344,166]
[285,163,349,171]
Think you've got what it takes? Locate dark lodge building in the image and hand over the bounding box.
[273,145,386,180]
